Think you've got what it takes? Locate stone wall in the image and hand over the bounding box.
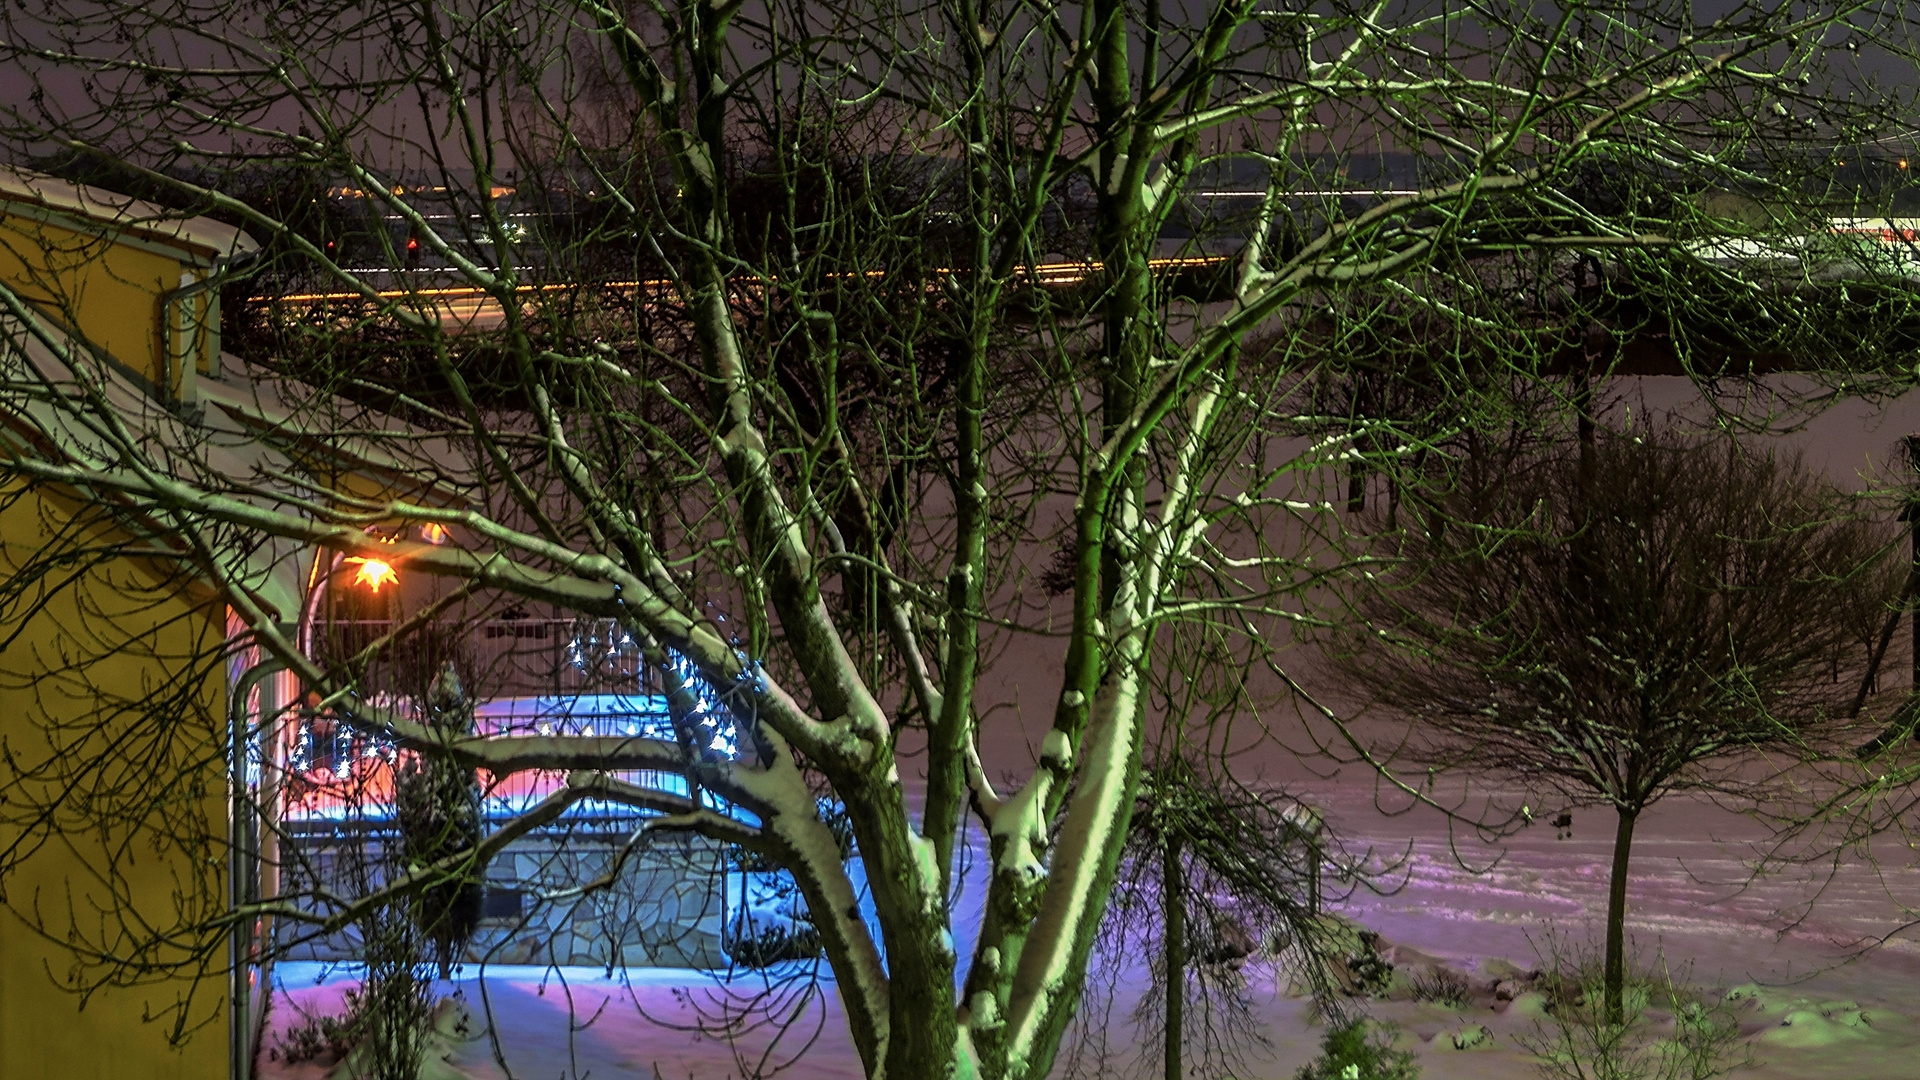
[278,829,730,970]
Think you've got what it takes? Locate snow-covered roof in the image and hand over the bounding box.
[0,304,308,618]
[0,166,258,262]
[195,370,474,510]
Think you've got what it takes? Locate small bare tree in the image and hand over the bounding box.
[1330,427,1897,1025]
[1068,754,1353,1080]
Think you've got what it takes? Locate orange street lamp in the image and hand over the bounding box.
[347,558,399,593]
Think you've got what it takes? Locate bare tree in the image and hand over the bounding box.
[1328,427,1898,1025]
[1,1,1918,1078]
[1067,754,1357,1080]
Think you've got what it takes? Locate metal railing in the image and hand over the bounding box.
[286,617,695,823]
[309,616,665,705]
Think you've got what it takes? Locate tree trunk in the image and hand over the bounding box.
[1604,805,1638,1026]
[1163,831,1185,1080]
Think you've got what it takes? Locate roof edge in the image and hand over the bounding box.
[0,166,260,260]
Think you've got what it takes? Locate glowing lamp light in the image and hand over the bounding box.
[348,557,399,593]
[420,522,450,545]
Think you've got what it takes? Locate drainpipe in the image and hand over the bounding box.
[230,550,343,1078]
[158,249,260,407]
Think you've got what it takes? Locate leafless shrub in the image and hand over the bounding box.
[1405,966,1471,1008]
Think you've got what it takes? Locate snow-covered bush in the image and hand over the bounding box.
[1346,935,1396,997]
[1404,965,1471,1008]
[727,919,825,967]
[1293,1018,1420,1080]
[1520,935,1748,1080]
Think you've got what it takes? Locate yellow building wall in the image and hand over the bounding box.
[0,194,232,1077]
[0,209,212,395]
[0,483,231,1080]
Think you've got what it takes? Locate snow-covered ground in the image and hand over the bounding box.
[260,779,1920,1080]
[1310,783,1920,1080]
